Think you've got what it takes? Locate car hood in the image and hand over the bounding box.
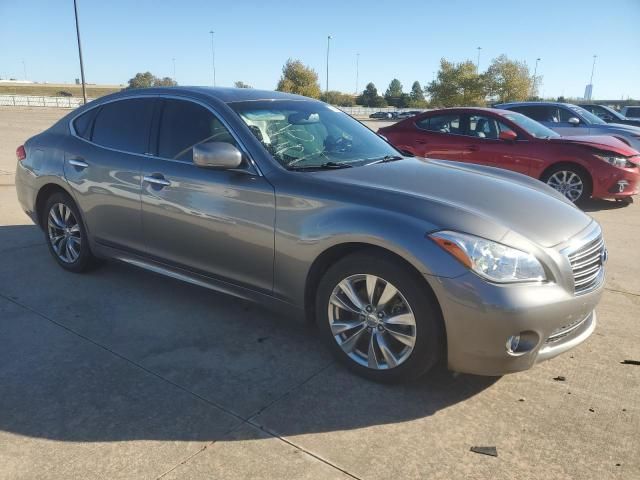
[317,158,592,248]
[548,135,638,155]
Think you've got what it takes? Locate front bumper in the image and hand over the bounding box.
[591,164,639,199]
[428,271,603,376]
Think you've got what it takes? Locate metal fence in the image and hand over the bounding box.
[0,95,91,108]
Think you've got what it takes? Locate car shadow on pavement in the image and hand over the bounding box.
[0,224,498,445]
[581,198,632,212]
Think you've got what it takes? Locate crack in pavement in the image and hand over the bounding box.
[0,292,357,480]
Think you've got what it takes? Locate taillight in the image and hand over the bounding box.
[16,145,26,162]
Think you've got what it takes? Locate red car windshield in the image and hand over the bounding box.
[503,113,560,139]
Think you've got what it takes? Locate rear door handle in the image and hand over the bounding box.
[416,139,428,144]
[68,158,89,168]
[143,175,171,187]
[466,145,479,151]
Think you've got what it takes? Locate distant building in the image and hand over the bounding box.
[584,84,593,100]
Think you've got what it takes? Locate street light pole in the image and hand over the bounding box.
[476,46,482,72]
[209,30,216,87]
[532,57,541,96]
[355,53,359,95]
[589,54,597,86]
[326,35,332,94]
[73,0,87,104]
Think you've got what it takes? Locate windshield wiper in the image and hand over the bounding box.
[287,161,353,171]
[364,155,404,166]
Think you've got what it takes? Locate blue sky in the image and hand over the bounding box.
[1,0,639,99]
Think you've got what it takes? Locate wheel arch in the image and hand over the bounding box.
[539,160,593,187]
[304,242,444,330]
[34,183,75,229]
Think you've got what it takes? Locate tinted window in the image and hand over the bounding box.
[92,99,155,153]
[625,107,640,117]
[73,108,98,140]
[416,114,461,134]
[558,107,578,122]
[509,105,557,122]
[467,115,515,140]
[157,99,237,162]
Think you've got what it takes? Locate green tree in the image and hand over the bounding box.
[320,90,356,106]
[356,82,387,107]
[276,59,321,98]
[234,81,252,88]
[427,59,485,107]
[384,78,404,107]
[484,55,532,103]
[127,72,177,89]
[408,81,428,107]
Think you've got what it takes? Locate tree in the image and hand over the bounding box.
[234,81,252,88]
[426,59,485,107]
[154,76,178,87]
[276,59,321,98]
[408,81,428,107]
[484,55,532,103]
[127,72,177,89]
[356,82,387,107]
[320,90,356,106]
[384,78,404,107]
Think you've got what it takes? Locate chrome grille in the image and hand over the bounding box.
[568,234,605,294]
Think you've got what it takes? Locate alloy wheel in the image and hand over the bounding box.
[328,274,417,370]
[47,203,82,263]
[546,170,584,202]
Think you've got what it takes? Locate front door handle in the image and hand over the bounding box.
[466,145,479,151]
[415,139,428,145]
[143,175,171,187]
[68,158,89,168]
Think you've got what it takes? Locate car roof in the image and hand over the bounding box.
[92,86,313,104]
[495,101,576,108]
[423,107,515,116]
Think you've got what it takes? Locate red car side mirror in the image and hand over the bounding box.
[499,130,518,142]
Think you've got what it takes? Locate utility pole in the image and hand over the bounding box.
[73,0,87,104]
[476,46,482,72]
[209,30,216,87]
[355,53,360,95]
[589,54,597,86]
[326,35,332,94]
[532,57,541,96]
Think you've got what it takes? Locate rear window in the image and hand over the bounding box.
[91,98,155,154]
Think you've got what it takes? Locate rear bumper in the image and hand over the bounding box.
[15,162,39,225]
[428,271,603,376]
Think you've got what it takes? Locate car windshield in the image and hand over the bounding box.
[231,100,401,169]
[566,104,606,125]
[502,112,560,138]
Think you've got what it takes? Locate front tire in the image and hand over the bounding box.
[43,191,97,273]
[542,165,592,204]
[315,252,443,383]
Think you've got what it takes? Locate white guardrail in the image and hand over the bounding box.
[0,94,427,115]
[0,95,93,108]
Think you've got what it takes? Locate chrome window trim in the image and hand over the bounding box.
[68,93,263,177]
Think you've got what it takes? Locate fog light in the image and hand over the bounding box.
[506,335,520,354]
[505,331,539,356]
[617,180,629,193]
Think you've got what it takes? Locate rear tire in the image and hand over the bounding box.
[541,164,592,204]
[315,252,443,383]
[42,191,98,273]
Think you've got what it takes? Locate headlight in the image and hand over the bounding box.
[594,153,634,168]
[429,231,546,283]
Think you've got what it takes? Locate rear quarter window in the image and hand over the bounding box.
[72,108,98,140]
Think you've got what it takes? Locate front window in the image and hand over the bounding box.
[502,112,560,139]
[565,104,606,125]
[230,100,400,169]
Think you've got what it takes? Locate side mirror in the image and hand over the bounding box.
[193,142,243,169]
[568,117,580,126]
[499,130,518,142]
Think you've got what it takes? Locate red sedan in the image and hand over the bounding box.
[379,107,640,204]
